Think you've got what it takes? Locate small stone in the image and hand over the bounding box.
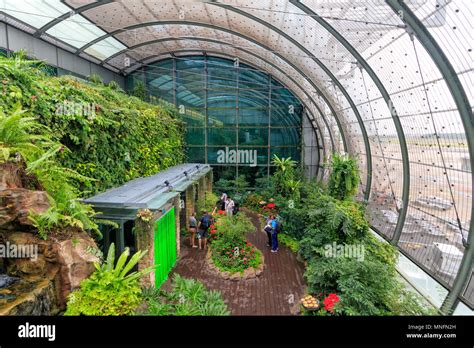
[229,272,241,281]
[222,271,230,280]
[242,268,252,279]
[0,273,18,288]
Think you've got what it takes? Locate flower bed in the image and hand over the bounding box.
[207,213,264,280]
[206,248,264,281]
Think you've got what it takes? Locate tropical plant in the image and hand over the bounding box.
[271,154,302,199]
[65,243,152,316]
[211,238,262,273]
[0,106,102,238]
[214,175,249,197]
[196,191,219,214]
[271,163,433,316]
[132,80,147,101]
[242,192,265,211]
[107,80,122,92]
[208,213,260,273]
[212,213,254,242]
[140,274,230,316]
[272,154,297,172]
[0,107,52,163]
[87,73,103,85]
[278,234,300,253]
[327,154,360,200]
[304,245,431,315]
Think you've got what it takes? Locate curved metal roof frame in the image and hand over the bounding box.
[74,20,348,153]
[83,23,353,144]
[210,2,372,200]
[31,1,354,170]
[69,9,369,196]
[34,0,115,37]
[385,0,474,316]
[108,35,336,152]
[289,0,410,258]
[131,48,329,165]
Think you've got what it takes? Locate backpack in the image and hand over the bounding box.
[201,215,211,230]
[233,201,239,215]
[273,219,283,234]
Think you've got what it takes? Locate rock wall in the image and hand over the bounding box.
[0,162,100,315]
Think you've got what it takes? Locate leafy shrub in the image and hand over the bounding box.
[271,154,301,200]
[304,240,430,316]
[327,154,360,200]
[87,73,103,85]
[213,214,254,242]
[107,80,123,92]
[242,192,265,211]
[278,234,300,253]
[65,243,152,316]
[141,274,229,316]
[0,107,101,238]
[196,191,219,214]
[278,203,307,240]
[214,175,249,197]
[0,54,185,194]
[266,153,433,316]
[131,80,146,101]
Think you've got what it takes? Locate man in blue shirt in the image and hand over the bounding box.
[270,217,279,253]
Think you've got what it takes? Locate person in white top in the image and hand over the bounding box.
[225,197,235,217]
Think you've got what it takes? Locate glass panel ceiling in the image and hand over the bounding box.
[83,36,127,60]
[0,0,70,29]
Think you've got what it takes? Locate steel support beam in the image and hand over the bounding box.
[386,0,474,315]
[130,48,329,156]
[289,0,410,244]
[117,36,336,152]
[211,3,372,200]
[34,0,114,37]
[75,20,346,154]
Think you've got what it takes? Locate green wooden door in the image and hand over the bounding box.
[154,207,177,288]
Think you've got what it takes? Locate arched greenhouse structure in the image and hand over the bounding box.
[0,0,472,326]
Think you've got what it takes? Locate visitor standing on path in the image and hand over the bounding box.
[271,216,279,253]
[188,212,198,248]
[197,210,213,250]
[225,196,235,217]
[264,214,274,247]
[219,192,227,211]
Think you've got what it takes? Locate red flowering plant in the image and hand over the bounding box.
[264,203,276,210]
[303,293,341,316]
[208,221,223,243]
[323,293,340,313]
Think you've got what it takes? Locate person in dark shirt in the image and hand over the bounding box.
[270,217,279,253]
[197,210,213,250]
[264,214,274,247]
